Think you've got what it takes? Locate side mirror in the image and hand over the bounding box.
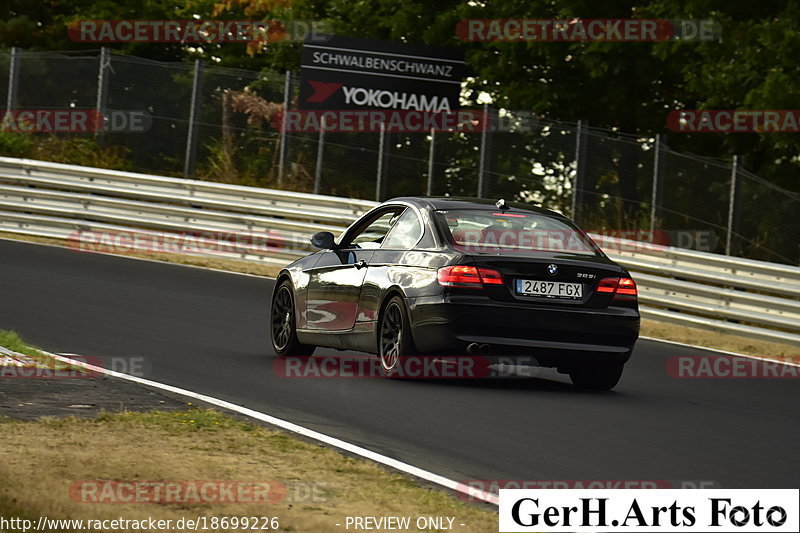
[310,231,336,250]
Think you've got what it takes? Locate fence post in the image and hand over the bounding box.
[649,134,663,234]
[314,115,326,195]
[277,70,293,186]
[725,155,739,256]
[183,59,204,179]
[6,47,21,112]
[95,47,111,139]
[571,120,588,223]
[477,103,492,198]
[375,122,387,201]
[426,127,435,196]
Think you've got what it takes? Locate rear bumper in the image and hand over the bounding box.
[407,294,639,367]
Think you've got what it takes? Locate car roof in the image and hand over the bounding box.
[385,196,568,219]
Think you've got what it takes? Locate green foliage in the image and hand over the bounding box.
[0,330,42,357]
[0,131,35,157]
[0,131,133,171]
[0,133,133,170]
[198,131,280,188]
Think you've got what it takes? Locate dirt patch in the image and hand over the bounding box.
[0,375,188,421]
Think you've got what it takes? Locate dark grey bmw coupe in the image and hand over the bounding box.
[271,197,640,389]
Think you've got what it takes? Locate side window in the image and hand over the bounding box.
[381,209,423,249]
[343,209,403,249]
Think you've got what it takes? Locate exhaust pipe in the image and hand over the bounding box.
[466,343,492,355]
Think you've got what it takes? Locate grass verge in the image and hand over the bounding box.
[0,330,88,373]
[1,231,797,362]
[0,409,495,532]
[641,319,798,362]
[0,329,42,356]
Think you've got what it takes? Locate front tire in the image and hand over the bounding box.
[378,296,415,377]
[569,362,624,390]
[271,281,315,357]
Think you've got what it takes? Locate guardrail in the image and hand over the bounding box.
[1,156,798,347]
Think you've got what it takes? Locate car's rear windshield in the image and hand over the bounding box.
[435,209,599,255]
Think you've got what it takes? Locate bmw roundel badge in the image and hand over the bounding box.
[547,264,558,276]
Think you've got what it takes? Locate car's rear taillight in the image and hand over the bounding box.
[615,277,637,299]
[477,268,503,285]
[437,265,503,288]
[595,277,619,293]
[596,277,637,300]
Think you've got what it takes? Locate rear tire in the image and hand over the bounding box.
[377,296,415,378]
[271,281,315,357]
[569,362,624,390]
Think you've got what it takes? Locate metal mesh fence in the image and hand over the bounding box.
[0,51,11,109]
[736,168,800,264]
[103,54,194,175]
[577,129,655,233]
[317,131,383,198]
[0,48,798,264]
[487,118,577,210]
[193,65,265,186]
[383,132,430,199]
[428,128,480,198]
[282,130,319,192]
[659,151,732,254]
[16,51,98,110]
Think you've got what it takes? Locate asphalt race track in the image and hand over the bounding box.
[1,239,798,489]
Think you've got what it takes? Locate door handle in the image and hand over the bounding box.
[354,260,367,269]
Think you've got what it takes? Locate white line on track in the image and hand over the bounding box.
[639,336,800,368]
[44,350,500,506]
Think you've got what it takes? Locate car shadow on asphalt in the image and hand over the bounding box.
[272,354,632,396]
[395,375,629,396]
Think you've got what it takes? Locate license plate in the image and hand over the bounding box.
[516,279,583,299]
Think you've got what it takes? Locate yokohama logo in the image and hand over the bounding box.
[304,82,453,112]
[306,81,453,112]
[341,86,451,111]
